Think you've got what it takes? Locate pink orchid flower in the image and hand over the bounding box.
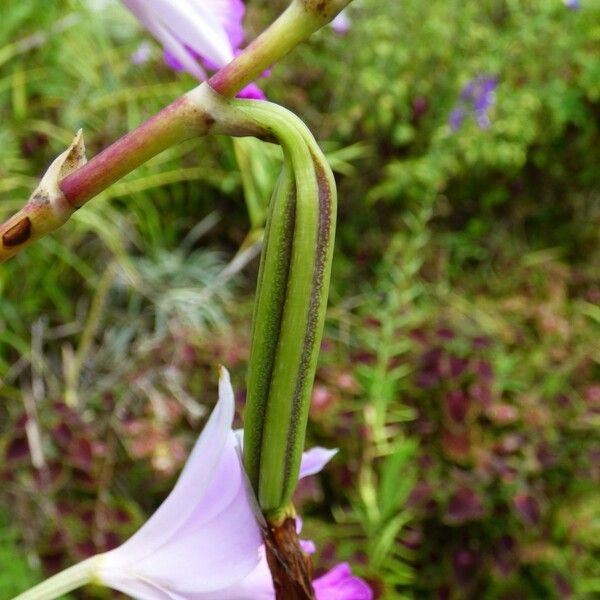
[122,0,265,98]
[95,368,372,599]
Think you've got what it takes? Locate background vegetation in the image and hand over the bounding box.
[1,0,599,598]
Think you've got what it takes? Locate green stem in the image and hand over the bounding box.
[0,0,351,263]
[61,0,353,203]
[209,1,320,98]
[11,555,102,600]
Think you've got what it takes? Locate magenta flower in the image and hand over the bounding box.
[314,563,373,599]
[94,368,371,599]
[122,0,266,98]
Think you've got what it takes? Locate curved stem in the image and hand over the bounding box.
[0,0,351,263]
[209,0,353,97]
[209,1,313,98]
[11,555,102,600]
[58,95,204,209]
[0,85,263,262]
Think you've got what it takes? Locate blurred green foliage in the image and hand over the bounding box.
[1,0,599,599]
[0,513,39,596]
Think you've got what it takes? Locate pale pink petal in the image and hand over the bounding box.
[129,438,261,589]
[330,11,351,34]
[122,0,233,76]
[295,516,316,553]
[98,369,264,595]
[110,367,233,558]
[313,563,373,600]
[152,0,234,67]
[299,447,338,478]
[122,0,207,79]
[96,576,178,600]
[150,18,208,80]
[206,0,246,49]
[195,548,275,600]
[110,548,273,600]
[233,432,336,478]
[122,0,268,96]
[300,539,317,555]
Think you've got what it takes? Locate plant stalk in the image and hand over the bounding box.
[10,555,102,600]
[0,0,352,263]
[209,0,352,98]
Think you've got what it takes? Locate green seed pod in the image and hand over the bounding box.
[244,156,297,492]
[220,99,337,518]
[205,88,336,518]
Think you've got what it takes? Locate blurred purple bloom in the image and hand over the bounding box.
[513,493,541,526]
[445,390,470,424]
[492,535,518,577]
[122,0,266,99]
[448,355,468,378]
[330,10,351,34]
[449,75,497,131]
[131,40,153,65]
[564,0,580,9]
[445,486,485,524]
[449,106,466,132]
[452,549,478,586]
[97,368,371,599]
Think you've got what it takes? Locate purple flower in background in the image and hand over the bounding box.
[122,0,266,99]
[452,548,479,586]
[449,105,467,131]
[472,77,497,128]
[330,10,351,34]
[564,0,580,9]
[130,40,152,65]
[96,368,372,599]
[513,493,541,526]
[449,75,497,131]
[444,486,485,524]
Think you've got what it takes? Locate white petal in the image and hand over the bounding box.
[204,549,275,600]
[99,369,262,591]
[299,447,338,478]
[234,431,337,480]
[130,434,263,591]
[204,0,246,48]
[151,19,208,80]
[97,574,179,600]
[234,428,244,449]
[123,0,207,80]
[152,0,234,68]
[100,448,268,596]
